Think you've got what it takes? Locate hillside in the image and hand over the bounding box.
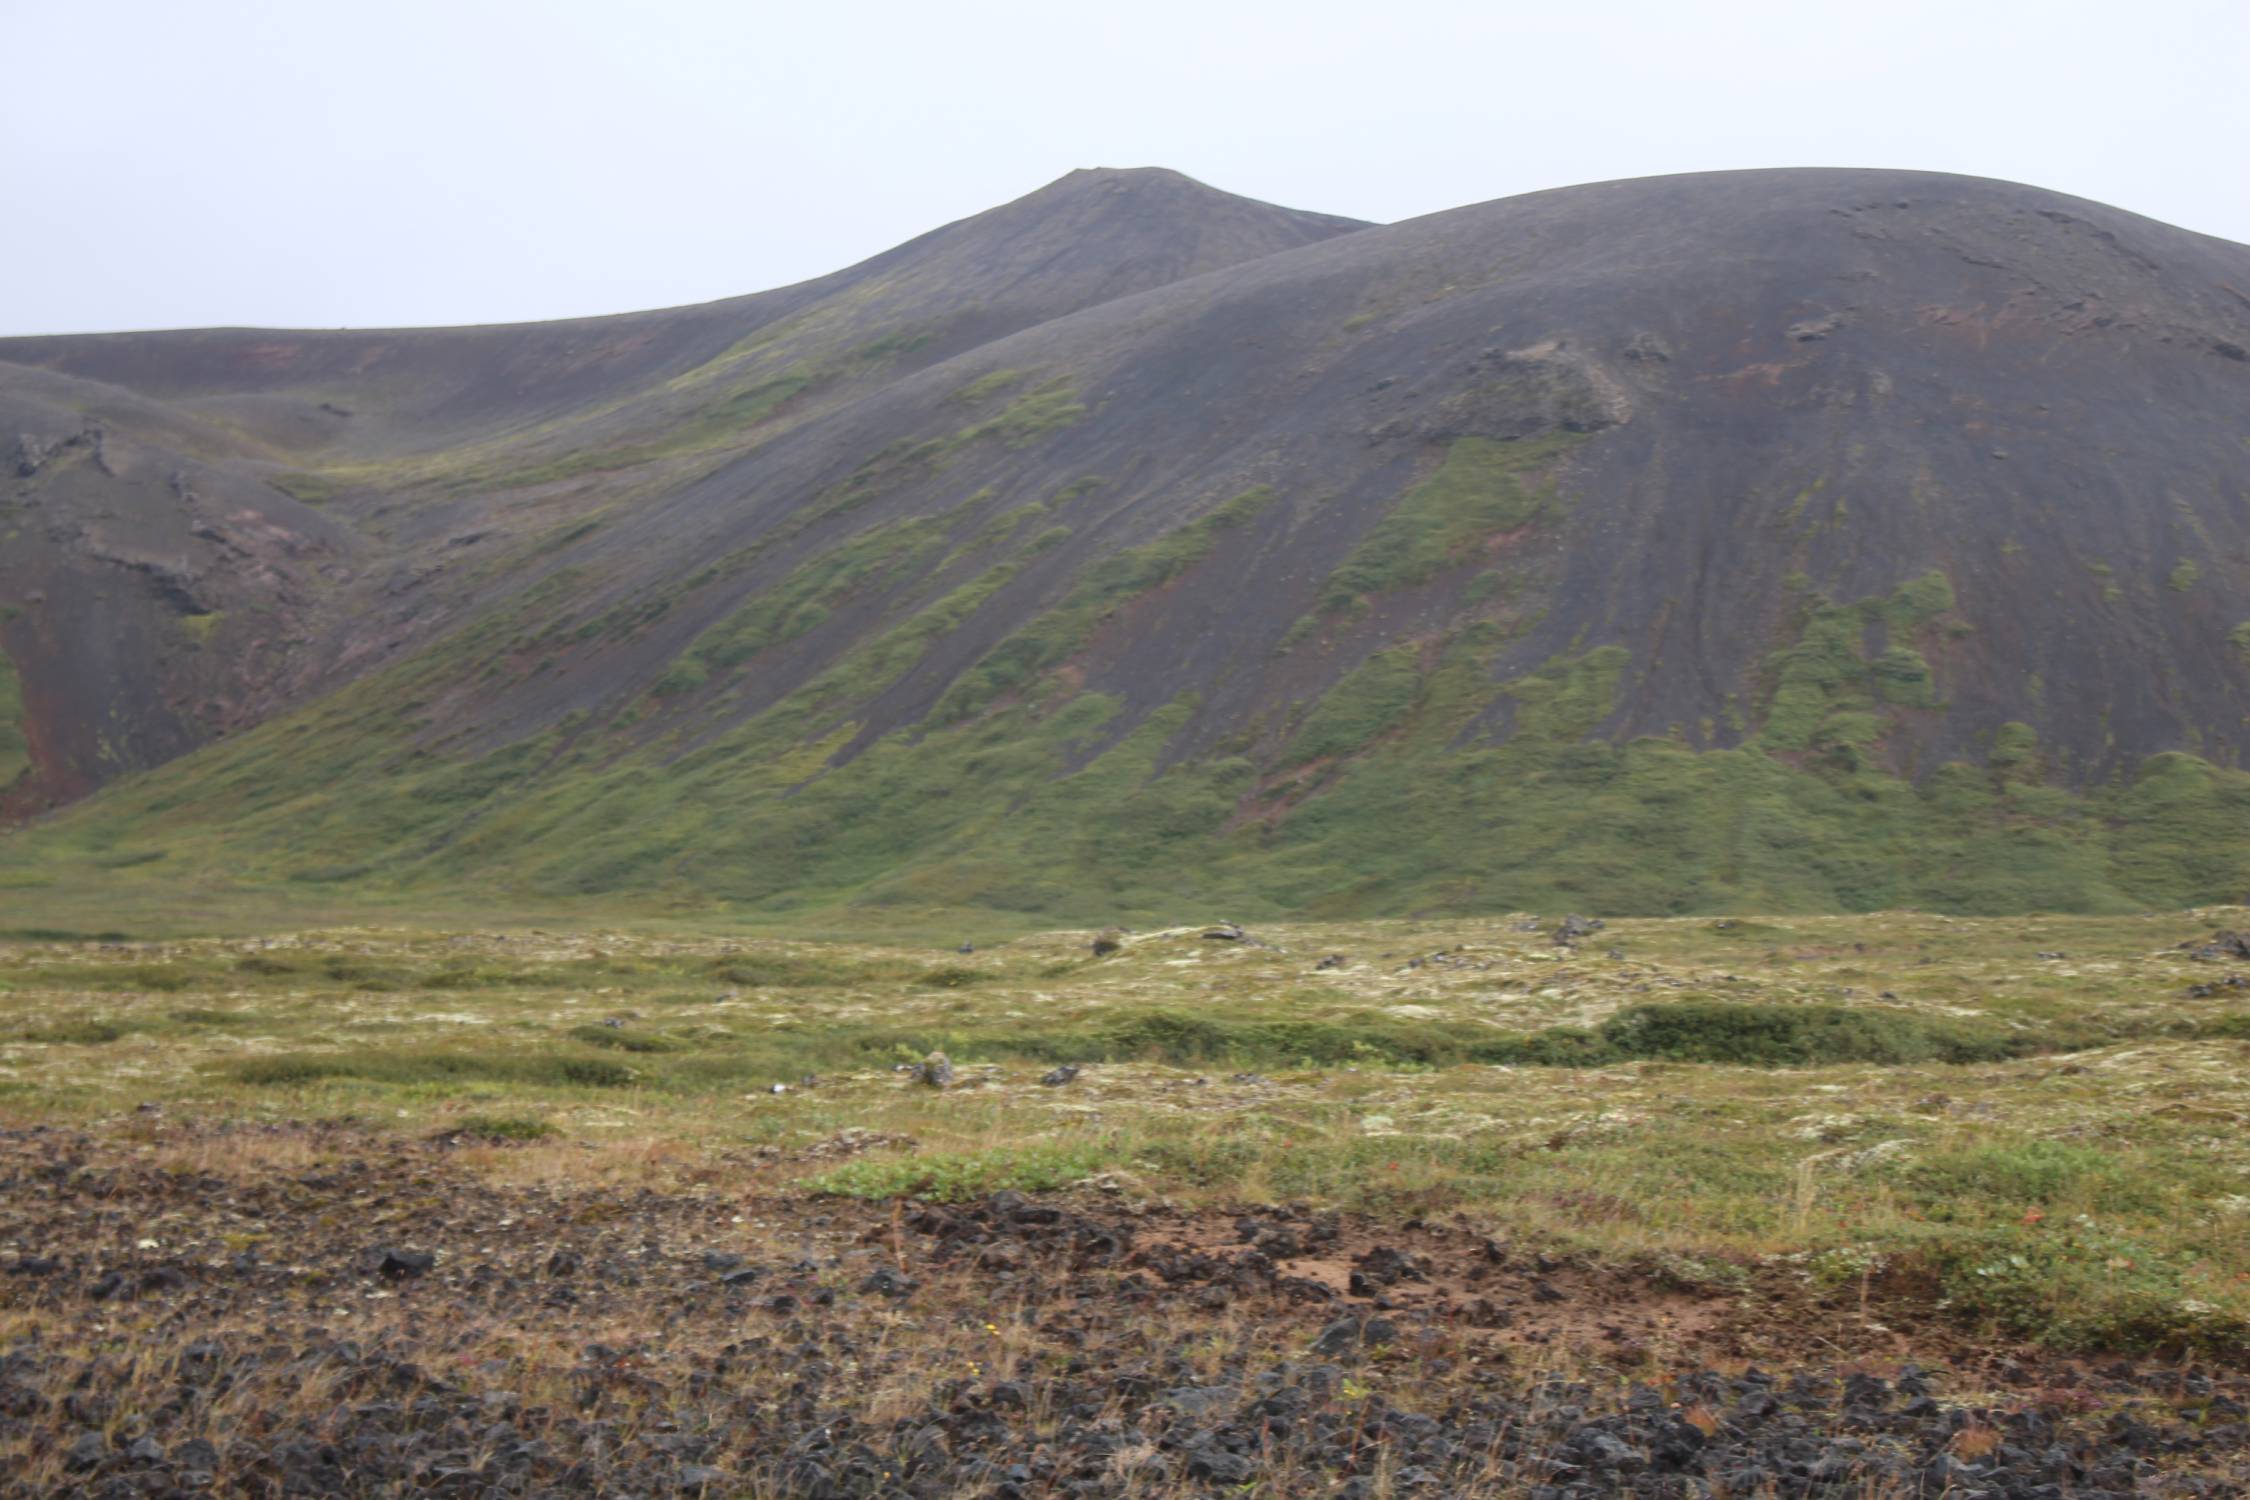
[3,166,2249,924]
[0,168,1366,816]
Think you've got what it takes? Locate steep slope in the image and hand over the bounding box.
[5,167,2250,922]
[0,169,1367,813]
[0,363,359,816]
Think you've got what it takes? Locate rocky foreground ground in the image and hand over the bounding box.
[1,1123,2244,1499]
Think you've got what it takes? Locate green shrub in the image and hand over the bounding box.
[1907,1141,2158,1213]
[708,954,889,987]
[232,1049,638,1089]
[451,1113,559,1142]
[1905,1224,2250,1355]
[66,965,195,993]
[913,966,989,989]
[21,1018,136,1045]
[1591,1001,2023,1066]
[806,1142,1109,1201]
[814,1002,2047,1075]
[320,958,411,990]
[0,929,132,943]
[567,1023,682,1053]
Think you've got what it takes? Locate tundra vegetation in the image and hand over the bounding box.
[1,911,2246,1494]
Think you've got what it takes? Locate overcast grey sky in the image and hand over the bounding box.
[4,0,2246,336]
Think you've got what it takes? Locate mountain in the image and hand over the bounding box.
[4,165,2249,923]
[0,168,1367,816]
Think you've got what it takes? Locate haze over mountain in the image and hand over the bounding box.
[4,165,2248,922]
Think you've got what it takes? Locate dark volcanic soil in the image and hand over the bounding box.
[1,1124,2243,1497]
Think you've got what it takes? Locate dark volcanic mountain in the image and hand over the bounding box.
[4,166,2248,920]
[0,168,1365,814]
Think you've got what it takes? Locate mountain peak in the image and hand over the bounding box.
[1028,165,1230,202]
[883,165,1370,287]
[1055,164,1199,185]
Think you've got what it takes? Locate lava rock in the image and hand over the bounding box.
[860,1266,916,1298]
[172,1438,220,1472]
[1311,1314,1400,1358]
[374,1248,436,1279]
[2182,930,2250,961]
[1186,1447,1254,1483]
[1553,914,1606,944]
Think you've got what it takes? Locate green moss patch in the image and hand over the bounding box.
[933,488,1276,724]
[1757,571,1954,756]
[0,651,28,788]
[1320,434,1578,612]
[1280,646,1424,766]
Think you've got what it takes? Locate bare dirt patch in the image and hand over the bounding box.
[2,1123,2243,1497]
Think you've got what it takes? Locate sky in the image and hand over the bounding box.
[4,0,2247,337]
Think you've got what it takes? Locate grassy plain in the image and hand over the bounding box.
[6,907,2248,1358]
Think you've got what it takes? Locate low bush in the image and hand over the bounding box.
[450,1112,560,1142]
[806,1142,1110,1201]
[232,1049,638,1089]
